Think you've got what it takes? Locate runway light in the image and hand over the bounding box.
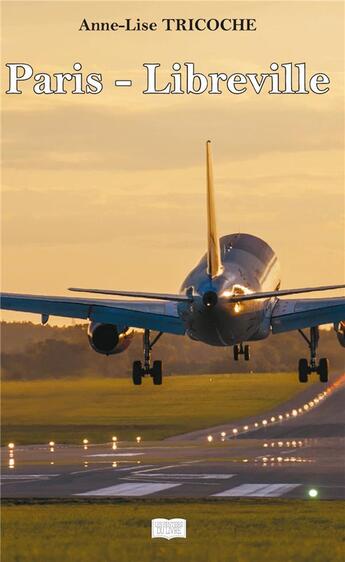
[50,447,55,453]
[112,443,117,450]
[277,457,283,463]
[270,417,276,422]
[9,458,15,469]
[242,458,248,463]
[207,435,213,443]
[285,413,290,418]
[298,408,303,413]
[243,425,249,431]
[278,441,283,447]
[254,422,259,428]
[304,405,309,411]
[8,443,15,449]
[292,409,298,417]
[308,488,318,498]
[220,431,226,437]
[136,436,142,444]
[232,428,238,435]
[263,443,268,447]
[112,436,117,442]
[262,420,268,426]
[278,415,283,421]
[49,441,55,447]
[112,461,117,468]
[83,438,89,445]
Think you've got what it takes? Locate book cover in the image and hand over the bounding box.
[1,2,344,561]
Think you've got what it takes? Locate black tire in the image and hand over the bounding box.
[132,361,143,385]
[318,358,329,383]
[244,345,250,361]
[298,358,309,383]
[233,345,239,361]
[152,360,162,385]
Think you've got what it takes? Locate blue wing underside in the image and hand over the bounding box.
[271,297,345,333]
[1,293,344,338]
[0,293,185,335]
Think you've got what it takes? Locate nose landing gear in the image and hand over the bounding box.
[233,343,250,361]
[298,326,328,383]
[132,330,163,385]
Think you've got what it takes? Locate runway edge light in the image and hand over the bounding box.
[308,488,319,498]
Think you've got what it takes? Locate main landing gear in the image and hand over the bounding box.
[132,330,163,386]
[233,343,250,361]
[298,326,328,383]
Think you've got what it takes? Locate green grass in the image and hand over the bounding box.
[2,373,308,445]
[2,500,344,562]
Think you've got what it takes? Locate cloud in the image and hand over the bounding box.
[2,96,343,172]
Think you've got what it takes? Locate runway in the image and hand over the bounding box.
[2,375,344,500]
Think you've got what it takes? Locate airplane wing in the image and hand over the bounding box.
[0,293,186,335]
[271,297,345,333]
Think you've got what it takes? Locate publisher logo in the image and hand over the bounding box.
[151,518,187,540]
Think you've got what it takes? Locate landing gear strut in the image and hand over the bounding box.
[132,330,163,386]
[298,326,328,383]
[233,343,250,361]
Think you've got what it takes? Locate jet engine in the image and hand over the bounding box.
[334,321,345,348]
[88,322,134,355]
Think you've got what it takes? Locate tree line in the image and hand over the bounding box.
[1,321,343,380]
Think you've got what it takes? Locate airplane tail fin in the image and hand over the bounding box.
[206,140,223,278]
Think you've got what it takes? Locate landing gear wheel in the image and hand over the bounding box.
[244,345,250,361]
[298,358,309,383]
[233,345,239,361]
[318,358,329,383]
[152,360,162,385]
[132,361,143,385]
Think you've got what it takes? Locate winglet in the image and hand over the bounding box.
[206,141,222,278]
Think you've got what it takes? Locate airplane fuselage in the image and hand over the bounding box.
[179,233,281,346]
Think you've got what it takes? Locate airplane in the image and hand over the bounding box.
[1,141,345,386]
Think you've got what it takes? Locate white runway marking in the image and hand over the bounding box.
[1,474,59,483]
[213,483,300,497]
[86,453,144,457]
[134,464,185,473]
[130,473,236,480]
[76,482,181,497]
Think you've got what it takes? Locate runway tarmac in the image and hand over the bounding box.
[2,375,344,500]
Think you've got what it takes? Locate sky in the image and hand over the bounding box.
[1,1,344,324]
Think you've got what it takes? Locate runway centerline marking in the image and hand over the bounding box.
[127,473,236,480]
[213,483,300,497]
[85,453,144,457]
[70,465,153,475]
[76,482,181,497]
[133,463,187,474]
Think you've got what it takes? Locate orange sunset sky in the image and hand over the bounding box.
[1,1,344,324]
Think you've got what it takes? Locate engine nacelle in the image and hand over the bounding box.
[88,322,134,355]
[334,321,345,348]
